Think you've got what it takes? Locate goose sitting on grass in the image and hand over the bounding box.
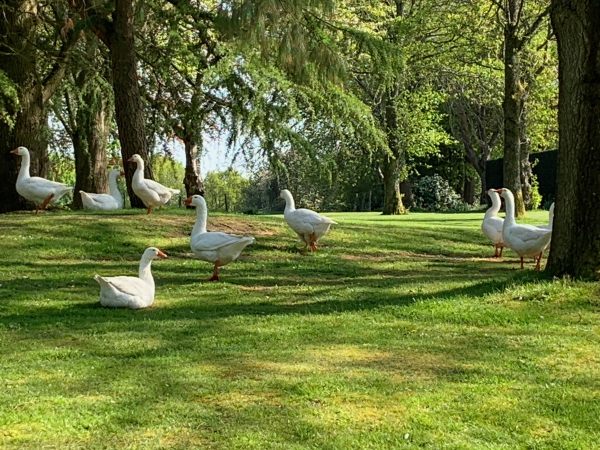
[481,188,504,257]
[94,247,167,309]
[11,146,72,213]
[128,154,180,214]
[280,189,336,252]
[185,194,255,281]
[80,169,124,211]
[496,188,552,270]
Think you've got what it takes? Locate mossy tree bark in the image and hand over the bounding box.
[546,0,600,279]
[69,90,111,209]
[502,22,526,217]
[0,1,78,213]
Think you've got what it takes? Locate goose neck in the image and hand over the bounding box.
[192,204,208,235]
[283,194,295,213]
[17,151,31,180]
[133,160,144,183]
[138,257,155,285]
[484,194,501,218]
[108,173,122,201]
[503,193,516,226]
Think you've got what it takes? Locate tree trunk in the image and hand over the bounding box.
[478,163,487,205]
[107,0,152,208]
[0,1,49,213]
[519,100,533,208]
[520,145,533,209]
[381,157,406,215]
[463,178,475,205]
[547,0,600,279]
[380,90,407,215]
[183,137,205,198]
[72,93,111,209]
[503,25,526,217]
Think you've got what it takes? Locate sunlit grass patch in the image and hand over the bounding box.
[0,208,598,448]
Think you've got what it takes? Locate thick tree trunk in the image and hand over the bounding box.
[0,1,49,213]
[107,0,152,208]
[72,94,111,209]
[547,0,600,279]
[71,73,112,209]
[503,26,526,217]
[183,137,205,198]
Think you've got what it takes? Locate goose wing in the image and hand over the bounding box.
[21,177,69,200]
[97,276,150,298]
[512,224,551,243]
[82,192,117,208]
[287,208,336,234]
[192,231,249,252]
[143,179,179,202]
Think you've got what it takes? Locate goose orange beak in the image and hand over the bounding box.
[184,197,192,206]
[127,157,135,163]
[10,148,19,155]
[157,250,168,259]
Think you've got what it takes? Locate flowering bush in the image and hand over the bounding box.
[412,174,464,211]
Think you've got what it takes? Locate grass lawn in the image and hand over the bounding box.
[0,208,598,449]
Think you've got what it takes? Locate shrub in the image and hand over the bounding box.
[529,174,543,210]
[412,174,465,212]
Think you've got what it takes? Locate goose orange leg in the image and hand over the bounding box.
[499,245,504,257]
[309,233,318,252]
[534,251,544,271]
[209,262,221,281]
[39,193,54,212]
[146,206,153,215]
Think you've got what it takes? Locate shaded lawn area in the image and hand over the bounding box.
[0,209,598,449]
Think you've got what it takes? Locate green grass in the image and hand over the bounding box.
[0,208,598,449]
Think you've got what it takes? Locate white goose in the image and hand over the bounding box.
[128,154,180,214]
[497,188,552,270]
[11,146,72,212]
[280,189,336,251]
[185,194,255,281]
[80,169,124,211]
[481,188,505,257]
[94,247,167,309]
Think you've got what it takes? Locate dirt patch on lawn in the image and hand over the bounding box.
[206,217,280,237]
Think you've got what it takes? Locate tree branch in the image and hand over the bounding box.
[41,25,83,104]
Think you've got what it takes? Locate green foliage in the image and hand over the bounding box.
[412,174,465,212]
[204,169,250,212]
[47,150,75,186]
[218,0,345,84]
[0,69,19,128]
[150,154,185,193]
[529,173,543,210]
